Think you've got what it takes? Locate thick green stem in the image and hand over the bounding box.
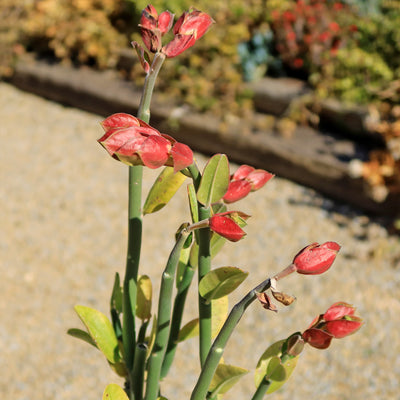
[161,262,196,378]
[123,165,143,372]
[123,52,166,395]
[144,229,190,400]
[190,278,272,400]
[132,343,148,400]
[198,206,212,366]
[251,378,271,400]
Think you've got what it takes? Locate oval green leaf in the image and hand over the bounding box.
[74,305,121,364]
[197,154,230,206]
[266,356,298,394]
[254,340,284,387]
[211,295,229,338]
[187,183,199,223]
[209,363,249,396]
[266,356,286,381]
[178,318,199,342]
[136,275,152,321]
[143,167,187,214]
[199,267,248,302]
[102,383,129,400]
[178,296,228,342]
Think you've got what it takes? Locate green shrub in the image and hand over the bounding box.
[312,47,393,104]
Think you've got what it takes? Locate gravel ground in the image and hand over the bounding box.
[1,82,400,400]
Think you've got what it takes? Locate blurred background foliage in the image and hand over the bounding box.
[0,0,399,201]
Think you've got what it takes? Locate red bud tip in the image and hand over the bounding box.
[209,213,246,242]
[293,241,341,275]
[302,302,363,349]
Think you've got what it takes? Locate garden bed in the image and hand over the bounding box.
[8,53,400,216]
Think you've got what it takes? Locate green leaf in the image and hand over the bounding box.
[178,318,199,342]
[67,328,97,348]
[266,357,298,394]
[254,340,299,394]
[146,315,157,359]
[199,267,248,302]
[211,296,228,338]
[197,154,230,207]
[266,356,286,381]
[209,363,249,396]
[136,275,152,321]
[187,183,199,223]
[254,340,284,387]
[102,383,129,400]
[74,305,121,364]
[110,272,123,314]
[178,296,228,342]
[143,167,187,214]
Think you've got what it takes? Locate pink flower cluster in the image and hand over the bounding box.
[223,165,274,204]
[98,113,193,172]
[140,5,214,58]
[302,302,363,349]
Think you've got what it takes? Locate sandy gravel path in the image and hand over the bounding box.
[1,83,399,400]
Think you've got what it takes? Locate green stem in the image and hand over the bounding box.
[132,343,148,400]
[123,165,143,372]
[160,262,196,378]
[144,229,190,400]
[123,51,166,395]
[138,52,166,123]
[198,206,212,366]
[251,378,271,400]
[190,277,272,400]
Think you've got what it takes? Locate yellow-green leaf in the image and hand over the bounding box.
[187,183,199,223]
[199,267,248,302]
[266,356,298,394]
[197,154,230,206]
[254,340,299,394]
[102,383,129,400]
[143,167,187,214]
[211,296,229,338]
[74,305,121,364]
[136,275,152,321]
[254,340,284,387]
[209,363,249,396]
[178,296,228,342]
[178,318,199,342]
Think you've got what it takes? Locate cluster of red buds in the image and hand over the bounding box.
[302,302,363,349]
[223,165,274,204]
[98,113,193,172]
[139,5,214,58]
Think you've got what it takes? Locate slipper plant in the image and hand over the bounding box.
[68,5,363,400]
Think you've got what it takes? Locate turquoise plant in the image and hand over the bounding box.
[69,5,363,400]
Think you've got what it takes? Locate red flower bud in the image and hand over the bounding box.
[162,8,214,58]
[208,211,249,242]
[223,165,273,204]
[140,5,174,53]
[302,302,363,349]
[98,113,193,172]
[293,241,341,275]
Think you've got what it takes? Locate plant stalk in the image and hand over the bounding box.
[190,277,272,400]
[198,206,212,366]
[144,229,190,400]
[123,51,166,393]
